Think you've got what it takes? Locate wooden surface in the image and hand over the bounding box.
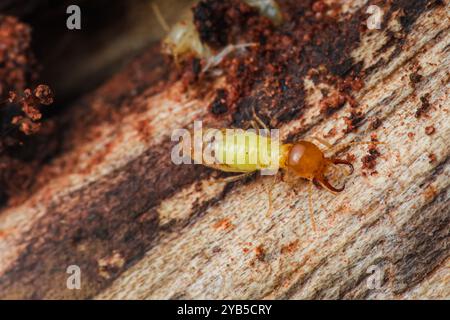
[0,0,448,299]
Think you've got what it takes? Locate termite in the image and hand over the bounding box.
[152,1,281,65]
[187,110,384,231]
[154,5,255,69]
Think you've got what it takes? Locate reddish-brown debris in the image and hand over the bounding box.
[361,145,381,170]
[415,94,431,118]
[425,125,436,135]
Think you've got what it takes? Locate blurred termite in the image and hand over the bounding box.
[181,110,385,231]
[152,0,282,66]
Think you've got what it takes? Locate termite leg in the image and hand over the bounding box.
[265,173,280,217]
[151,3,170,32]
[312,136,333,150]
[265,181,274,217]
[308,181,317,232]
[252,106,269,132]
[218,172,254,183]
[280,170,316,230]
[250,120,259,131]
[250,107,275,217]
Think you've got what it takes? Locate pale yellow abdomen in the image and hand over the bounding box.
[199,129,289,173]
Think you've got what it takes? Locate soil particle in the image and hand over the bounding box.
[362,146,381,170]
[425,125,436,135]
[280,240,300,255]
[344,110,365,133]
[255,245,266,261]
[370,117,383,130]
[428,153,437,164]
[409,72,423,85]
[0,15,58,206]
[210,89,229,115]
[416,94,431,118]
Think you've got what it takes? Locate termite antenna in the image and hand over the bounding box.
[265,177,274,217]
[252,105,269,131]
[151,3,170,33]
[307,181,317,232]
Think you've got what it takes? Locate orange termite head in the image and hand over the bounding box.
[286,141,354,193]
